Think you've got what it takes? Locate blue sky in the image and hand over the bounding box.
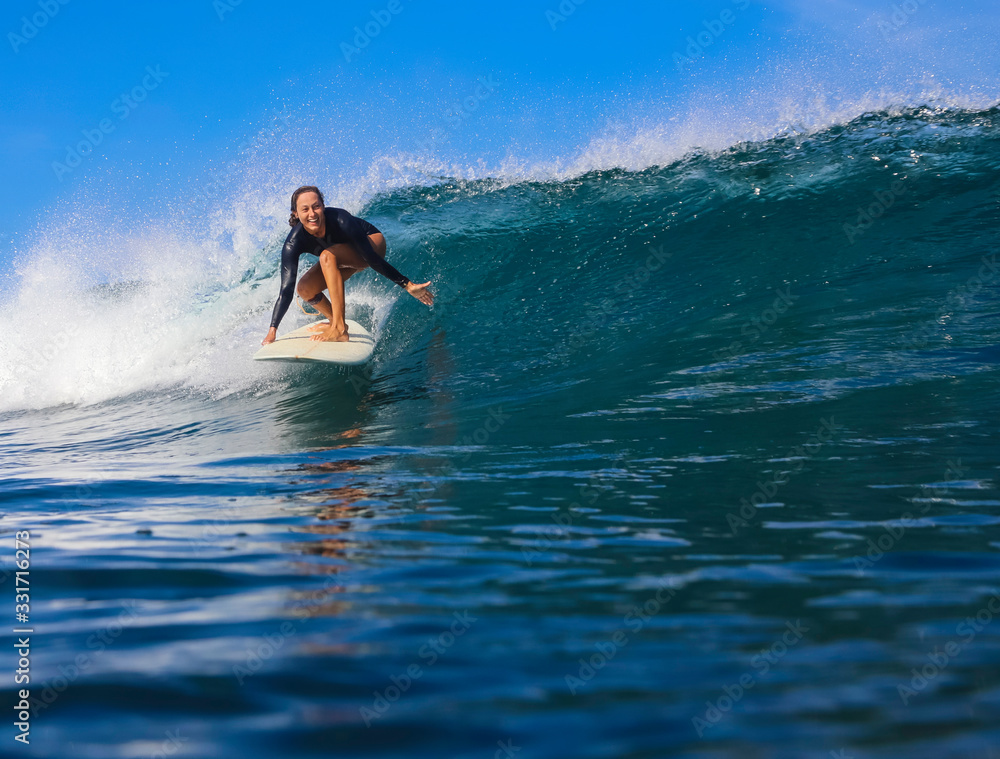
[1,0,998,272]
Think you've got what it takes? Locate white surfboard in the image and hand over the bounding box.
[253,319,374,365]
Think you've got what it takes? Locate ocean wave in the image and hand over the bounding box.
[1,103,998,412]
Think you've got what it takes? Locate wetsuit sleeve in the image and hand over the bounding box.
[269,234,301,330]
[337,210,411,288]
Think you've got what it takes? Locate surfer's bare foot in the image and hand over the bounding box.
[307,321,331,333]
[311,325,350,343]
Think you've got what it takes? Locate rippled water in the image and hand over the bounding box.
[3,106,1000,758]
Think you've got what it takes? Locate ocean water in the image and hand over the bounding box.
[2,103,1000,758]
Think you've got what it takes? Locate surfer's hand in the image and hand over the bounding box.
[405,281,434,306]
[262,327,277,346]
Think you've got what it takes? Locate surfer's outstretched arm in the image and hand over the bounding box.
[337,210,434,306]
[262,242,300,345]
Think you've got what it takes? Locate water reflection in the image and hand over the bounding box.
[284,444,381,623]
[269,370,375,448]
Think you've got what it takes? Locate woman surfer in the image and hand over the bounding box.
[262,185,433,345]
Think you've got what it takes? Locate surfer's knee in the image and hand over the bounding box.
[319,248,338,267]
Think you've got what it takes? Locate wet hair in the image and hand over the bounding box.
[289,185,325,227]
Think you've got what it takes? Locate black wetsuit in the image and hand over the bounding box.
[269,207,410,330]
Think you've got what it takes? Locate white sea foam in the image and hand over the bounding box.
[0,208,394,411]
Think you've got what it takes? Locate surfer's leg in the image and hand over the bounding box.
[322,233,387,270]
[312,247,350,343]
[296,262,336,325]
[306,234,386,341]
[298,260,363,332]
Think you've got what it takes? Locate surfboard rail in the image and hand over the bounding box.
[253,319,374,365]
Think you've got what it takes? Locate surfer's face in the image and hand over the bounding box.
[296,193,325,236]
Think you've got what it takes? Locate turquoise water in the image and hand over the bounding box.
[2,105,1000,757]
